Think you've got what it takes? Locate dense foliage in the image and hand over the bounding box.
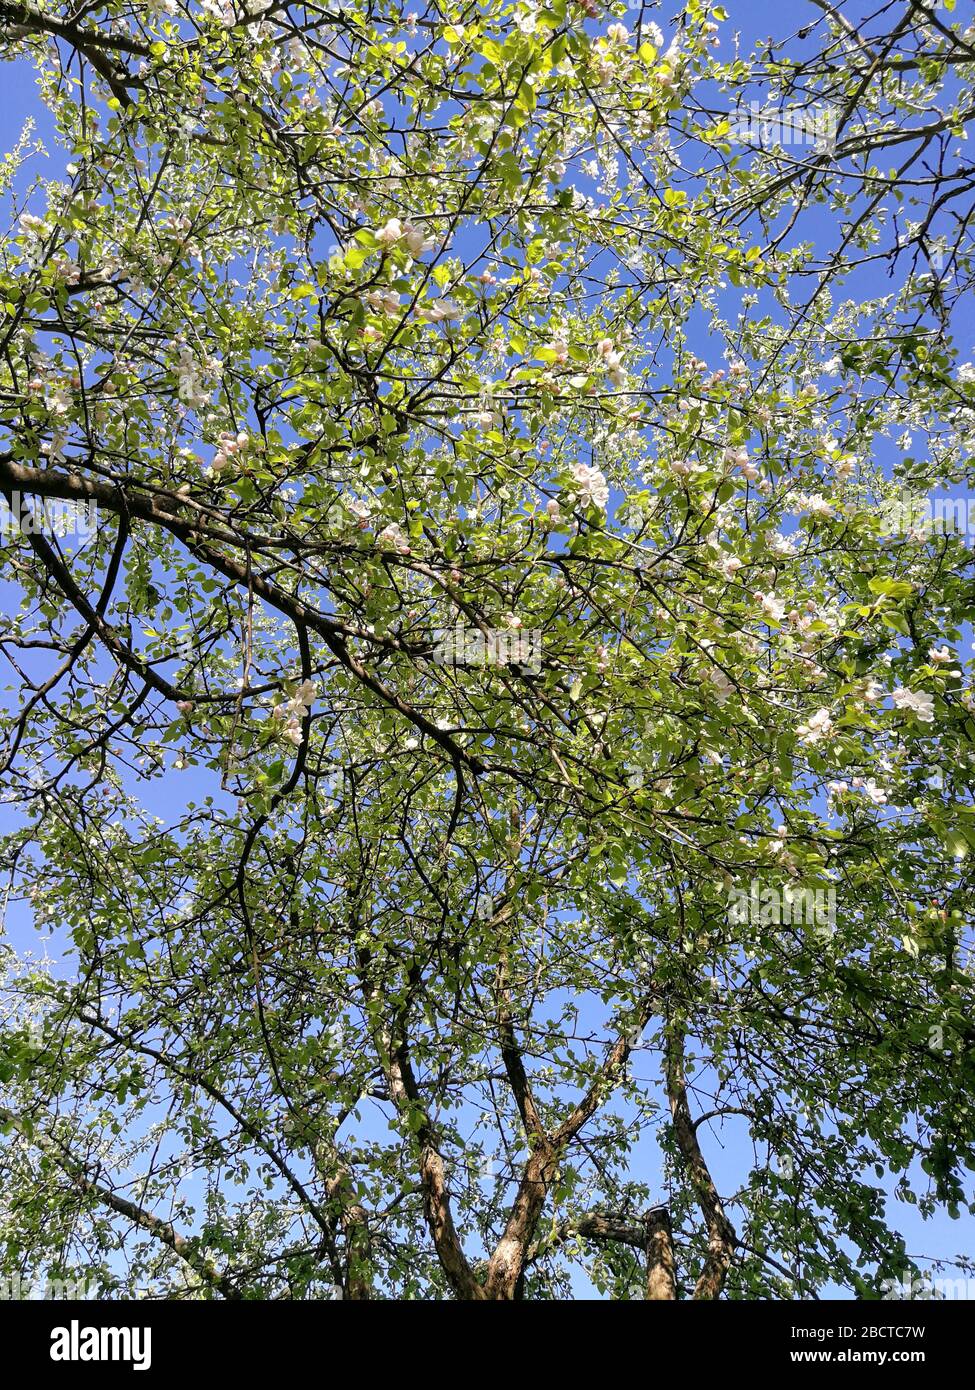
[1,0,975,1299]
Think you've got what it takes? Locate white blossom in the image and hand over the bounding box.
[891,687,935,722]
[796,707,833,745]
[756,591,785,623]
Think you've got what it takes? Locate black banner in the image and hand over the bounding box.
[0,1297,966,1375]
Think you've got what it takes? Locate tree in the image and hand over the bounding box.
[0,0,974,1300]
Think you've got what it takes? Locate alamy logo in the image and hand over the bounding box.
[878,489,975,542]
[432,625,542,672]
[1,493,98,539]
[0,1273,95,1299]
[728,879,836,934]
[881,1273,975,1300]
[729,101,837,151]
[50,1320,151,1371]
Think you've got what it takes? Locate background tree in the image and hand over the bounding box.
[0,0,974,1299]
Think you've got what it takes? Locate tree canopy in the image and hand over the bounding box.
[1,0,975,1300]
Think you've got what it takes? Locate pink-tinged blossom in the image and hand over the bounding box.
[570,462,609,511]
[378,522,411,552]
